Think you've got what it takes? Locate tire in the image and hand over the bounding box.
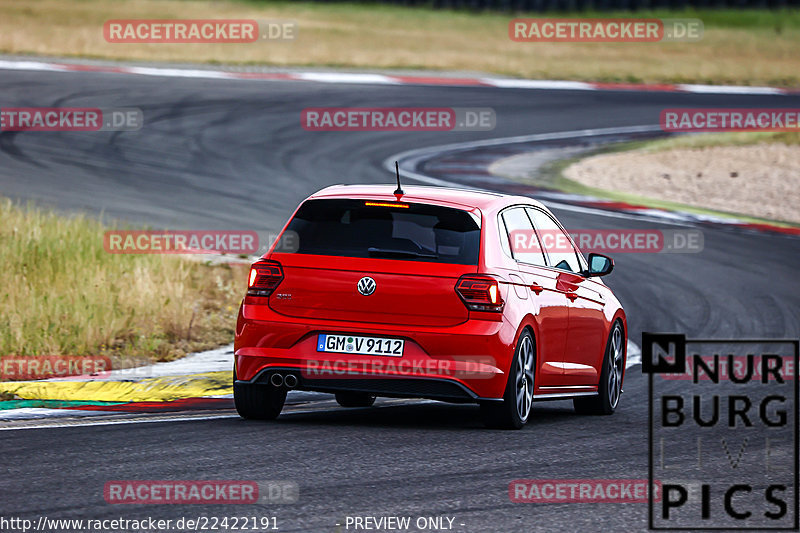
[233,368,287,420]
[574,321,625,415]
[335,392,376,408]
[481,330,535,430]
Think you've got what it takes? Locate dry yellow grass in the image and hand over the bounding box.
[0,198,248,362]
[0,0,798,86]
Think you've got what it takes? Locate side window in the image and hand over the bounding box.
[526,208,582,273]
[500,207,547,266]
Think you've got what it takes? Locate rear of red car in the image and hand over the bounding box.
[234,188,516,418]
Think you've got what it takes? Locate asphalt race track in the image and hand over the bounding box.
[1,64,799,532]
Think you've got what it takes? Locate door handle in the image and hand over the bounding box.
[565,292,578,302]
[529,283,543,295]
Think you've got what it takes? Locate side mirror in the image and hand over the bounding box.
[585,253,614,277]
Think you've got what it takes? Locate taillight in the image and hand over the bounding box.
[247,260,283,297]
[455,275,504,312]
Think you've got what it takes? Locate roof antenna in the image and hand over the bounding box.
[393,161,404,197]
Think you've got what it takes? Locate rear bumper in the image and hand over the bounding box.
[234,303,517,400]
[237,367,484,403]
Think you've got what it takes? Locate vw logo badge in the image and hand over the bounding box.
[357,276,376,296]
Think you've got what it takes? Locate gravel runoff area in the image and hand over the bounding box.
[563,143,800,224]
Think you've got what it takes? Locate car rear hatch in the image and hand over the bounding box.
[267,198,481,327]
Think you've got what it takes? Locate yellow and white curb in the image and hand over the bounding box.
[1,345,234,403]
[1,371,232,403]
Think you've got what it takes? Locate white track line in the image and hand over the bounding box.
[382,124,696,226]
[388,125,663,162]
[0,399,428,431]
[0,414,240,431]
[0,408,113,420]
[676,83,784,95]
[483,79,595,91]
[295,72,398,84]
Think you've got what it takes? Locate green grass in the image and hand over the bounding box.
[626,131,800,152]
[0,198,248,362]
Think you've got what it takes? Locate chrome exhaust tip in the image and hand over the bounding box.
[284,374,298,388]
[269,373,284,387]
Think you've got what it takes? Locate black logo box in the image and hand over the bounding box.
[644,333,799,531]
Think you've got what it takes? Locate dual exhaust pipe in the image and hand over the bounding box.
[270,372,298,389]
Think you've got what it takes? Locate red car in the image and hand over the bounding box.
[234,184,626,429]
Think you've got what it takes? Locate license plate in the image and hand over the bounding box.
[316,334,404,357]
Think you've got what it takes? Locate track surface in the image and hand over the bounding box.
[1,67,799,532]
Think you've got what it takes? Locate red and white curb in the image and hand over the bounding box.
[0,58,797,95]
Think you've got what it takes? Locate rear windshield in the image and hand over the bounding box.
[285,198,481,264]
